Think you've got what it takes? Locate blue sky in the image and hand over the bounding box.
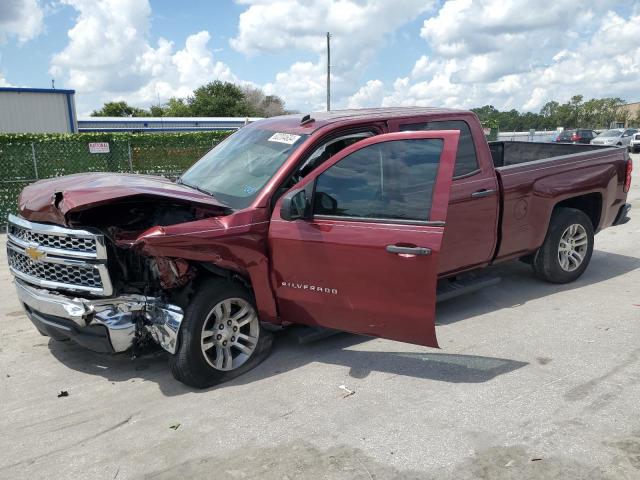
[1,1,638,115]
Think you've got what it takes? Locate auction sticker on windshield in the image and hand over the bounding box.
[268,133,301,145]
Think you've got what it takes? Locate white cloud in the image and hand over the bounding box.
[0,0,44,44]
[50,0,238,113]
[0,72,13,86]
[41,0,640,116]
[347,79,384,108]
[410,55,435,79]
[263,61,326,111]
[359,1,639,113]
[232,0,435,111]
[134,31,239,105]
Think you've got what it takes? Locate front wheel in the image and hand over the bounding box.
[532,207,594,283]
[169,278,273,388]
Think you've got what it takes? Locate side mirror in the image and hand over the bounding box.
[314,191,338,215]
[280,188,311,221]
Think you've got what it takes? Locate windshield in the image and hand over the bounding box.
[597,129,623,138]
[180,126,308,209]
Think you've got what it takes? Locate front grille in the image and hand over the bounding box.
[8,249,103,288]
[6,215,112,296]
[8,224,96,253]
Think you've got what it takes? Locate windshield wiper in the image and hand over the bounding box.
[176,178,215,196]
[175,179,233,211]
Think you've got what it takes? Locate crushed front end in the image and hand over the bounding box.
[7,214,184,354]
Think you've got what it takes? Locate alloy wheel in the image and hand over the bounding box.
[200,298,259,371]
[557,224,588,272]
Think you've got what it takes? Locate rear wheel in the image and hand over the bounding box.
[169,278,273,388]
[532,208,594,283]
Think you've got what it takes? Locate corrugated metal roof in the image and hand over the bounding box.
[77,116,262,122]
[0,87,75,94]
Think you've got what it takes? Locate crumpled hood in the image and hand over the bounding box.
[18,172,229,225]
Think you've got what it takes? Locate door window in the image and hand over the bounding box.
[399,120,478,177]
[313,138,444,222]
[291,132,375,185]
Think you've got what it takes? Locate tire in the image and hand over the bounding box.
[532,207,594,284]
[169,278,273,388]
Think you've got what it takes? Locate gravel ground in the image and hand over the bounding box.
[0,154,638,480]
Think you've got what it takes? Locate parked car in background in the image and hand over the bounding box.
[555,129,598,144]
[591,128,638,147]
[628,132,640,153]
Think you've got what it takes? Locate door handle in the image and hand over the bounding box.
[471,189,496,198]
[386,245,431,256]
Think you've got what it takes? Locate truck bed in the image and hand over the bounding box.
[489,142,628,263]
[488,141,610,167]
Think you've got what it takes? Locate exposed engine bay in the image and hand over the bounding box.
[65,197,228,297]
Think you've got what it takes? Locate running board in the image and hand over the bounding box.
[436,273,501,303]
[290,326,340,344]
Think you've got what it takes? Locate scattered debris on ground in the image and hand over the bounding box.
[57,390,69,398]
[339,385,355,398]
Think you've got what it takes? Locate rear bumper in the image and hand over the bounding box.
[612,203,631,226]
[14,279,184,354]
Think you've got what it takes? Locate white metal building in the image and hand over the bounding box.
[0,87,78,133]
[77,116,261,133]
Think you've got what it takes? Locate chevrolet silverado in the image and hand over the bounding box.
[7,108,632,387]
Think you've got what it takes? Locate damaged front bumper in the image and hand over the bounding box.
[14,279,184,354]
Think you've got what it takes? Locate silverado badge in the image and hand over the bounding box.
[24,245,46,262]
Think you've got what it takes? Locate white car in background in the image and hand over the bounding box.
[590,128,638,148]
[629,132,640,153]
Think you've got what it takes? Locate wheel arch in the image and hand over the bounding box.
[552,192,603,231]
[195,262,281,326]
[198,262,252,290]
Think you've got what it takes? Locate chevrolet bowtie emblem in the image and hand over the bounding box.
[25,245,46,262]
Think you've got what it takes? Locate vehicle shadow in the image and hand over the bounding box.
[47,330,528,397]
[47,249,637,397]
[435,249,640,326]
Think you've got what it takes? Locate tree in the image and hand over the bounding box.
[241,85,287,117]
[148,105,166,116]
[91,101,149,117]
[540,101,559,118]
[160,98,192,117]
[187,81,250,117]
[92,82,289,119]
[473,96,631,131]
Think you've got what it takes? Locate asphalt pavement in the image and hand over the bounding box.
[1,154,638,479]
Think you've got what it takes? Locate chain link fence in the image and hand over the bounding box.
[0,131,230,223]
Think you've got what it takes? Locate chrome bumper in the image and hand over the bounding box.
[14,279,184,354]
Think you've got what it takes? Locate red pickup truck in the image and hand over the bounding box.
[7,108,632,387]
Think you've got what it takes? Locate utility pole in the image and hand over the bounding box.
[326,32,331,112]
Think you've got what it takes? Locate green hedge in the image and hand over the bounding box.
[0,131,231,222]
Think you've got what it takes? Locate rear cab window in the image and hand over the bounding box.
[399,120,479,178]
